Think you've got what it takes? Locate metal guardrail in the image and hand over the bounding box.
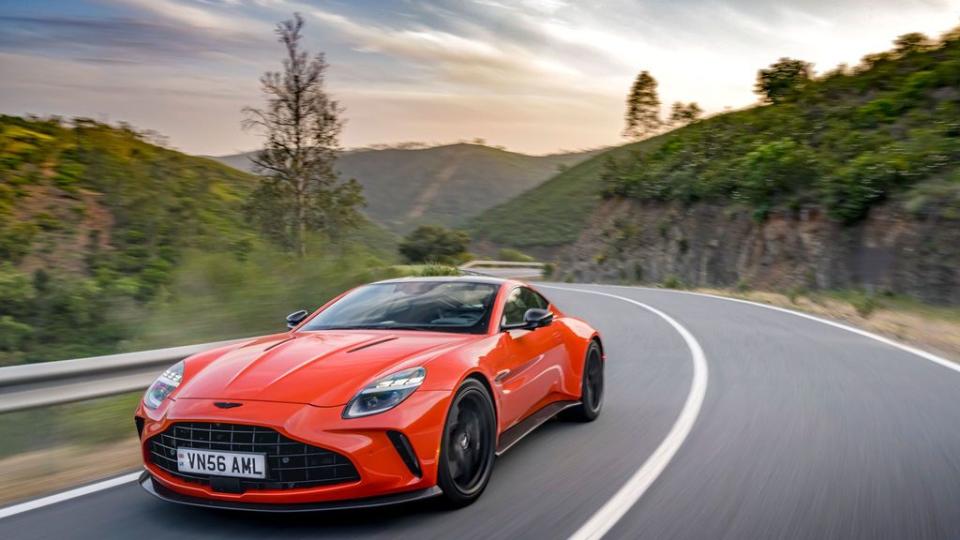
[459,260,546,278]
[0,261,548,414]
[0,339,247,413]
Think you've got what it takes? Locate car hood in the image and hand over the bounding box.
[176,331,472,407]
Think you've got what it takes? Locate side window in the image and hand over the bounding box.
[523,289,549,310]
[502,287,547,327]
[501,288,527,327]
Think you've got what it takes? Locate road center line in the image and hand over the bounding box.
[0,472,141,519]
[539,285,709,540]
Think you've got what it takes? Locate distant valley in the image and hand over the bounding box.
[210,144,600,231]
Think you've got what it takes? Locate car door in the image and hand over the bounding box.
[495,286,566,428]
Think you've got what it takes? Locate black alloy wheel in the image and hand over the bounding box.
[562,341,604,422]
[437,379,496,507]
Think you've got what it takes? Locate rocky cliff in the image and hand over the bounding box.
[559,199,960,304]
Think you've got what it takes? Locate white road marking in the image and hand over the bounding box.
[539,285,709,540]
[0,472,141,519]
[602,284,960,374]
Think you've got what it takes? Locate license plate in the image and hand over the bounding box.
[177,448,267,479]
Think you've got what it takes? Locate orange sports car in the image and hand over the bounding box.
[136,276,604,511]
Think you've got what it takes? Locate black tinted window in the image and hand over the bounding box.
[501,287,547,327]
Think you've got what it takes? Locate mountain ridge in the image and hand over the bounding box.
[209,143,601,231]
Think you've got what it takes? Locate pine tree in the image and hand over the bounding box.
[243,13,364,257]
[623,71,661,139]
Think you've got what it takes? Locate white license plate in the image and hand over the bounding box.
[177,448,267,479]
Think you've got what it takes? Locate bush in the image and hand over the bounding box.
[661,274,684,289]
[414,264,461,277]
[398,225,470,264]
[497,247,535,262]
[849,291,879,318]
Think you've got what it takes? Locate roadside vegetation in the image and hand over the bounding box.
[604,29,960,224]
[0,15,396,366]
[473,27,960,250]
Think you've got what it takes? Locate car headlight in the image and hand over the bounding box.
[343,367,426,419]
[143,361,184,410]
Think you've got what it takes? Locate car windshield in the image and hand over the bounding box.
[301,281,500,334]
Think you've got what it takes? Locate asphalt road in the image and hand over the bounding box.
[2,284,960,539]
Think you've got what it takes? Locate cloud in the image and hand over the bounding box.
[109,0,250,33]
[308,8,582,90]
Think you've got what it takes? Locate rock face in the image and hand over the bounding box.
[559,199,960,304]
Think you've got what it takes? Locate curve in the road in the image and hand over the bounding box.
[602,285,960,375]
[3,284,960,540]
[538,286,708,540]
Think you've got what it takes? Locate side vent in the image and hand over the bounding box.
[387,430,422,477]
[134,416,145,439]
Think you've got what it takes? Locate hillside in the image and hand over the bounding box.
[468,137,665,252]
[0,116,398,365]
[474,30,960,259]
[545,31,960,301]
[212,144,599,231]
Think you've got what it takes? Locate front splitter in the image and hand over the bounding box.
[139,472,442,513]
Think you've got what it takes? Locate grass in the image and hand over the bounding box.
[0,391,142,459]
[469,136,666,249]
[695,287,960,361]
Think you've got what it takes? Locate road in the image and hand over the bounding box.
[2,283,960,539]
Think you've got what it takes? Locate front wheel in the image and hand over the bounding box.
[437,378,497,508]
[562,341,604,422]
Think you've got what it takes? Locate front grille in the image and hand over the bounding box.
[148,422,360,491]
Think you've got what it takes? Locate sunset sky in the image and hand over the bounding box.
[1,0,958,156]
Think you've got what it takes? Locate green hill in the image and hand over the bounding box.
[473,29,960,251]
[469,136,666,250]
[0,116,397,365]
[213,144,599,231]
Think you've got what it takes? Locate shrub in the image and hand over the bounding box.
[661,274,684,289]
[398,225,470,264]
[497,247,535,262]
[415,264,460,277]
[849,291,879,318]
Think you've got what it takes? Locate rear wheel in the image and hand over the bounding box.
[562,341,604,422]
[437,378,496,508]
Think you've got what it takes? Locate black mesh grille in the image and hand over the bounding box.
[148,422,360,491]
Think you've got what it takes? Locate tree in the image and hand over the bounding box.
[754,58,813,104]
[243,13,364,257]
[669,102,702,126]
[623,71,661,139]
[893,32,933,56]
[398,225,470,264]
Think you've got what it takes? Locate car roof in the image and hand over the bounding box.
[372,275,514,286]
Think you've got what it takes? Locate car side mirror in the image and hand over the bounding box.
[522,308,553,330]
[286,309,309,329]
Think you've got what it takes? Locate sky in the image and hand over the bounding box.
[1,0,959,156]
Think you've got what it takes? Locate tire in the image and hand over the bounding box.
[437,378,497,508]
[561,341,604,422]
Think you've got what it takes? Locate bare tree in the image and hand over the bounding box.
[243,13,364,257]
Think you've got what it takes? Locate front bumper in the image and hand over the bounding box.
[139,471,441,512]
[137,390,452,507]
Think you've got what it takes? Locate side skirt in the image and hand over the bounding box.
[495,400,579,456]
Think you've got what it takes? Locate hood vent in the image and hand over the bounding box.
[348,337,398,353]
